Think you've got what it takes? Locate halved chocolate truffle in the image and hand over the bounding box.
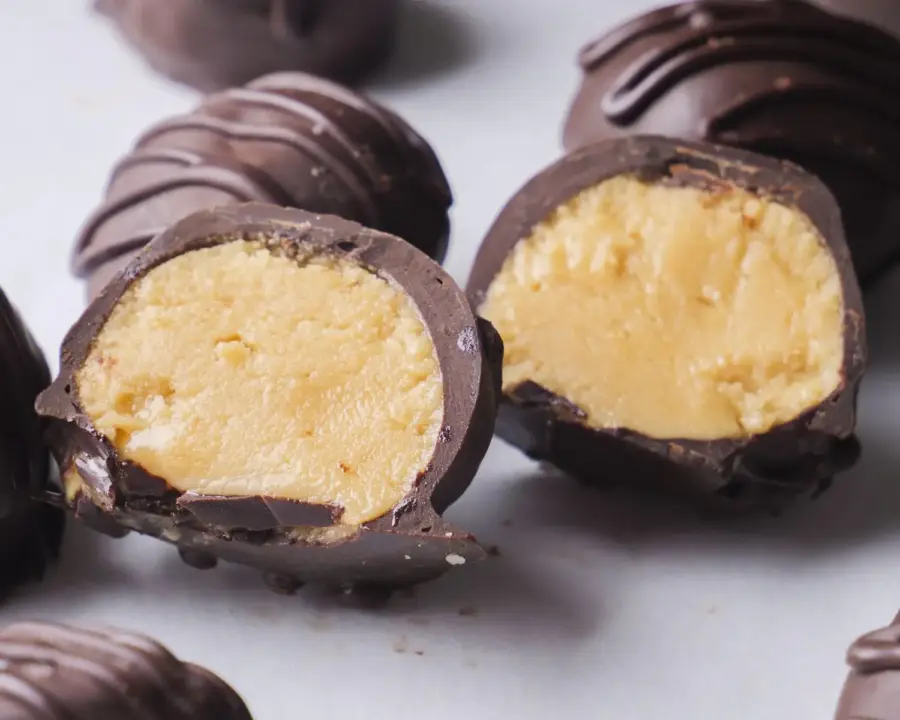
[73,71,452,298]
[42,204,501,592]
[467,136,865,511]
[0,621,252,719]
[0,289,63,598]
[562,0,900,284]
[834,612,900,720]
[95,0,400,92]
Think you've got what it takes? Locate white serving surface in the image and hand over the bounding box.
[1,2,899,718]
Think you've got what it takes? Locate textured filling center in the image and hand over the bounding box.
[480,176,844,439]
[77,241,444,525]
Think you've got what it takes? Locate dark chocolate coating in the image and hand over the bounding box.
[467,135,866,512]
[72,71,452,298]
[562,0,900,285]
[0,290,63,598]
[0,621,252,719]
[42,204,502,591]
[95,0,401,92]
[835,612,900,720]
[814,0,900,38]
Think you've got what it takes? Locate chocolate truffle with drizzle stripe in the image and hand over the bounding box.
[73,71,452,298]
[562,0,900,284]
[0,621,252,719]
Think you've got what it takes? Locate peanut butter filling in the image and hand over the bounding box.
[480,176,844,439]
[77,241,444,525]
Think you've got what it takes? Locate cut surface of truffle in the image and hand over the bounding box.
[76,240,443,526]
[479,175,844,440]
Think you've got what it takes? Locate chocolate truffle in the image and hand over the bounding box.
[95,0,401,92]
[0,621,252,719]
[562,0,900,284]
[42,204,501,593]
[73,71,452,299]
[467,136,865,511]
[814,0,900,38]
[0,289,63,598]
[835,612,900,720]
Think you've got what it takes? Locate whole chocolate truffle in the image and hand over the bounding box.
[0,289,63,598]
[95,0,401,92]
[562,0,900,284]
[0,621,252,719]
[835,612,900,720]
[73,71,452,299]
[814,0,900,38]
[468,136,865,511]
[43,204,501,593]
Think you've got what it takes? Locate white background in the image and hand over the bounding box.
[1,1,899,718]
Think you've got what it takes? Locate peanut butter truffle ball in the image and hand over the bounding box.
[0,621,252,719]
[42,204,502,594]
[468,136,864,512]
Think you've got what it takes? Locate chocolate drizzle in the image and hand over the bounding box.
[581,1,900,126]
[0,622,252,719]
[563,0,900,284]
[72,72,452,298]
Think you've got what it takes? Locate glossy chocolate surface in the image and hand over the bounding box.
[95,0,401,92]
[563,0,900,284]
[0,289,63,598]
